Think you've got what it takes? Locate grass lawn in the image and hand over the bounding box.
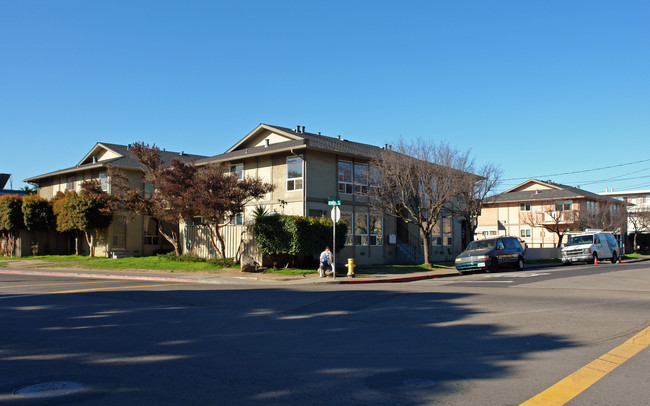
[0,254,236,273]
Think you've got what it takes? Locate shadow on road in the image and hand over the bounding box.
[0,286,576,405]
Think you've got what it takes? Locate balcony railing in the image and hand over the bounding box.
[535,210,578,224]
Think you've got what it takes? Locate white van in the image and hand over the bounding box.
[561,232,620,264]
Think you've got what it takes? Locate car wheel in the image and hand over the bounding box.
[488,258,499,272]
[516,256,524,271]
[610,251,617,264]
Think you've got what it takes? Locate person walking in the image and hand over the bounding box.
[319,246,333,278]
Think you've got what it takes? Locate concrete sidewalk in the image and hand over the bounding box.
[0,260,461,285]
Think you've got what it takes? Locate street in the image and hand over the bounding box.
[1,261,648,405]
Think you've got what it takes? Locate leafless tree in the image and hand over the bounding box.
[448,156,502,246]
[522,205,578,248]
[577,200,628,234]
[625,208,650,252]
[368,139,468,267]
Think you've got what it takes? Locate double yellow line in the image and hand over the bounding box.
[521,326,650,405]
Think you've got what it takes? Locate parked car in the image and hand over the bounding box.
[561,232,620,264]
[455,236,525,273]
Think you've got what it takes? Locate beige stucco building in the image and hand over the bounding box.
[24,143,206,257]
[476,179,627,249]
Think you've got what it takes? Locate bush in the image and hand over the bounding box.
[156,251,236,267]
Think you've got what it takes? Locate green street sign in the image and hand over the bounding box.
[328,196,341,206]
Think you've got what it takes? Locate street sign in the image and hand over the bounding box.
[330,206,341,222]
[328,196,341,206]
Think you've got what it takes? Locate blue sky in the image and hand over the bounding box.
[2,0,649,194]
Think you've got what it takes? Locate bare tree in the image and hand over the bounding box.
[522,205,578,248]
[577,200,628,234]
[368,139,467,267]
[628,209,650,252]
[448,157,502,246]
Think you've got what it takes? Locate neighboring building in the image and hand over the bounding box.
[476,179,627,248]
[184,124,465,265]
[600,188,650,235]
[0,174,30,196]
[24,143,206,257]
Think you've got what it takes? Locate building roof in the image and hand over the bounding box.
[24,142,207,183]
[488,179,625,205]
[198,123,387,165]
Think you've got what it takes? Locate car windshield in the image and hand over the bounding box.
[567,235,594,246]
[466,240,496,250]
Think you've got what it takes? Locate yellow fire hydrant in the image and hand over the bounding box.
[345,258,356,277]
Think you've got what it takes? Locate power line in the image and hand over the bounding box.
[502,158,650,181]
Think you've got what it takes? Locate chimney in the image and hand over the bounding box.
[301,126,305,133]
[180,151,184,156]
[384,143,388,149]
[337,135,341,140]
[317,131,321,135]
[296,125,300,132]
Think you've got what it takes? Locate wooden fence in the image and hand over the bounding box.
[182,224,262,263]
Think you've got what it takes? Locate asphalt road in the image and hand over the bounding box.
[0,261,648,405]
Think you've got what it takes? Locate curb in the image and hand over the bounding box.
[0,269,199,284]
[339,271,460,284]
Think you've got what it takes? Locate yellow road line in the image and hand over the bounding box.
[52,283,189,294]
[0,280,129,289]
[521,326,650,406]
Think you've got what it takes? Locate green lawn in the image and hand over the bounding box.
[1,254,236,272]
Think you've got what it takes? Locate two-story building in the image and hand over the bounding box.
[476,179,627,249]
[183,124,465,266]
[24,142,206,257]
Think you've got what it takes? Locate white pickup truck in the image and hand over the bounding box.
[561,232,620,264]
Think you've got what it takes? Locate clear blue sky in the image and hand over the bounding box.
[2,0,649,194]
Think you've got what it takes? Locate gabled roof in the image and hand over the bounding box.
[198,123,386,165]
[24,142,206,183]
[489,179,625,205]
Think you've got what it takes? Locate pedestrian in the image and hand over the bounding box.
[318,246,333,277]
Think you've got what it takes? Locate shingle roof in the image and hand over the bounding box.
[24,143,207,183]
[489,180,624,204]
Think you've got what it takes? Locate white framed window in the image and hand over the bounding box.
[99,172,108,192]
[430,222,442,246]
[341,212,353,246]
[482,230,497,237]
[519,202,531,212]
[286,157,303,191]
[520,228,531,238]
[369,215,383,246]
[338,161,353,194]
[555,200,573,211]
[66,176,75,191]
[354,163,369,195]
[234,212,244,225]
[354,213,368,246]
[230,164,243,180]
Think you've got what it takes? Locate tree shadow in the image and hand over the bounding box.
[0,286,576,405]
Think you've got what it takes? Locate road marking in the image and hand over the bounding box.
[484,273,549,278]
[520,325,650,406]
[0,280,128,289]
[51,283,189,294]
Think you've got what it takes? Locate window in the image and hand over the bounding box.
[230,164,243,180]
[555,200,573,211]
[369,215,383,246]
[112,215,126,249]
[144,217,159,245]
[482,230,497,237]
[340,212,353,246]
[354,213,368,246]
[66,176,75,191]
[338,161,353,194]
[144,182,154,199]
[308,209,325,218]
[430,222,442,246]
[286,157,303,191]
[99,172,108,192]
[234,213,244,225]
[520,228,531,238]
[519,202,531,212]
[354,164,369,195]
[442,217,452,246]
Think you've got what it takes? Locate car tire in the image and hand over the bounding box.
[488,258,499,272]
[516,256,524,271]
[610,251,617,264]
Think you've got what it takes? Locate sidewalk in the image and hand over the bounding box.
[0,260,462,285]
